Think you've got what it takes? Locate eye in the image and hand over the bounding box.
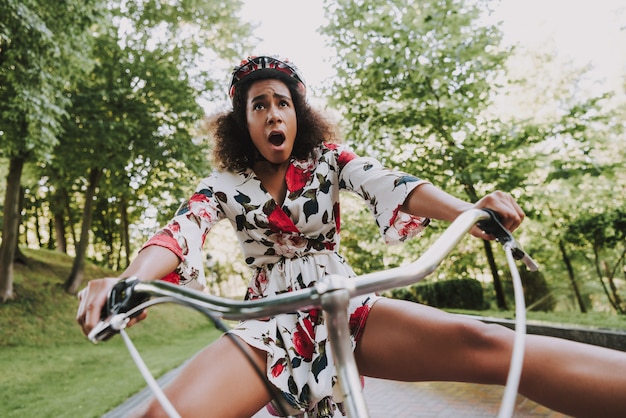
[253,102,265,111]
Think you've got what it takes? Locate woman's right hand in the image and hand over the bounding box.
[76,277,147,337]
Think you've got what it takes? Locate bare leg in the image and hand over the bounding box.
[138,335,272,418]
[355,298,626,418]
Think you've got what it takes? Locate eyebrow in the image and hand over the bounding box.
[249,92,292,104]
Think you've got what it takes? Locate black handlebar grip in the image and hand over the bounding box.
[476,209,514,244]
[100,277,150,320]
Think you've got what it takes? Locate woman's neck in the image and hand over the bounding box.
[253,160,289,206]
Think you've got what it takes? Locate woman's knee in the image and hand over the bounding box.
[452,319,514,383]
[459,319,512,351]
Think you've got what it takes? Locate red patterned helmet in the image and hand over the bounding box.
[228,55,306,100]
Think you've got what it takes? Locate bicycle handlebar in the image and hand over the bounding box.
[88,208,537,343]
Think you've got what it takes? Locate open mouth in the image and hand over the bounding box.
[269,132,285,146]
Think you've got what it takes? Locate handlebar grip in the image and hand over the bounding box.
[88,277,150,342]
[100,277,150,320]
[478,209,539,272]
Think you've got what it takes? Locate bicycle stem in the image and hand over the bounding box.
[321,277,370,418]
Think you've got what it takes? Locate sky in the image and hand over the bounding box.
[238,0,626,99]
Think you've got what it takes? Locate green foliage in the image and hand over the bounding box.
[387,278,486,310]
[0,0,104,160]
[323,0,626,315]
[337,192,402,275]
[4,0,253,275]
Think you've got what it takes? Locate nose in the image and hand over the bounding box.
[267,105,282,124]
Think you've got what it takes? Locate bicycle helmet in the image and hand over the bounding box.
[228,55,306,99]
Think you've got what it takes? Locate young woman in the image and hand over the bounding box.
[77,56,626,418]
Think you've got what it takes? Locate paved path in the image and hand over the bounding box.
[252,378,568,418]
[106,371,569,417]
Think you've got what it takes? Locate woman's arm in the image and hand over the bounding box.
[119,245,181,282]
[401,183,525,237]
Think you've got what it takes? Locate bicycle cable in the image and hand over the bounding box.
[120,328,181,418]
[116,296,290,418]
[497,243,527,418]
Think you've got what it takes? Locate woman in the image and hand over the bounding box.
[77,56,626,418]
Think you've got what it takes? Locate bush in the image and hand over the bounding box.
[387,278,486,310]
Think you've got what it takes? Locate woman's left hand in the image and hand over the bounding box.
[470,190,525,239]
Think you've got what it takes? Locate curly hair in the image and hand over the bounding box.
[209,70,337,171]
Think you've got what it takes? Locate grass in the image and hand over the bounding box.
[449,308,626,331]
[0,248,221,418]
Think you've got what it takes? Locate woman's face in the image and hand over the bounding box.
[246,79,297,166]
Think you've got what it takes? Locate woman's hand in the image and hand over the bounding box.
[470,190,525,239]
[76,277,147,337]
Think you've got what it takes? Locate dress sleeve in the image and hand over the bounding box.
[141,173,224,287]
[335,144,431,245]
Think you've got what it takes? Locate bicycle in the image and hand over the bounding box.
[88,208,538,418]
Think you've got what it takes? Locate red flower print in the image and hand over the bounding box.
[285,164,311,192]
[292,319,315,361]
[189,192,209,204]
[307,309,320,324]
[338,149,357,168]
[389,206,428,239]
[324,141,357,166]
[169,221,181,234]
[268,206,300,233]
[160,272,180,285]
[253,269,269,295]
[271,358,286,378]
[349,305,370,342]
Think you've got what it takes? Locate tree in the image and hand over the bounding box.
[60,0,249,293]
[322,0,531,308]
[565,208,626,314]
[322,0,626,312]
[0,0,103,301]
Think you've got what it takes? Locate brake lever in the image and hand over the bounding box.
[477,209,539,272]
[88,277,150,343]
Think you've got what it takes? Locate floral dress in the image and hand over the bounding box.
[143,143,430,417]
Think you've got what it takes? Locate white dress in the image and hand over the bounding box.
[143,143,430,417]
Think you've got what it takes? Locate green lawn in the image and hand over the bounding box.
[0,249,221,418]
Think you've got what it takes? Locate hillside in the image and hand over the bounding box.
[0,248,220,418]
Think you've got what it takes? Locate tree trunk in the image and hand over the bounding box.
[65,191,78,252]
[0,156,26,302]
[558,239,586,313]
[34,204,43,247]
[120,195,131,268]
[592,245,619,312]
[51,188,68,253]
[47,214,55,249]
[461,183,508,309]
[605,260,624,314]
[64,167,103,294]
[483,239,508,310]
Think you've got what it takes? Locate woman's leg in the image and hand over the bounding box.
[355,298,626,417]
[137,335,272,418]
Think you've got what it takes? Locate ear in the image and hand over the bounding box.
[297,82,306,97]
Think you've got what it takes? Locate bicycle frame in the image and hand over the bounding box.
[89,208,538,418]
